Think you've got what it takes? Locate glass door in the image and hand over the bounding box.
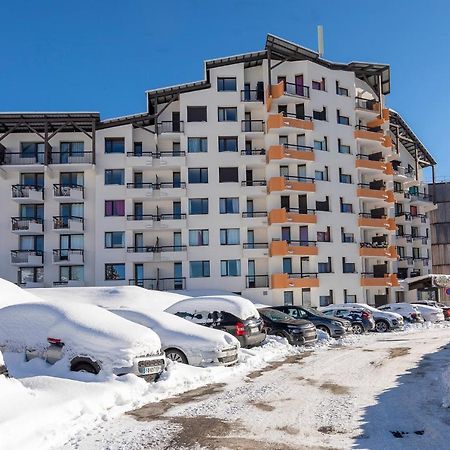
[247,230,255,249]
[173,232,182,251]
[248,259,256,288]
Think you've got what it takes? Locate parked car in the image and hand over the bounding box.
[0,302,166,381]
[272,305,352,338]
[110,308,239,367]
[166,297,266,348]
[333,303,404,333]
[414,301,450,320]
[257,308,317,345]
[411,304,445,322]
[320,306,375,334]
[378,303,424,323]
[0,350,8,377]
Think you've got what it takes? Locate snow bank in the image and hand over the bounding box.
[0,278,42,308]
[166,296,260,321]
[0,302,161,370]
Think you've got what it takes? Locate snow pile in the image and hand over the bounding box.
[0,302,161,371]
[166,295,260,320]
[0,278,42,308]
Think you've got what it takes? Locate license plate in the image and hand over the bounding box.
[250,327,259,334]
[139,365,161,375]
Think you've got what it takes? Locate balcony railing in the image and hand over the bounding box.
[53,216,84,230]
[412,236,428,244]
[241,120,265,132]
[52,249,84,262]
[240,90,264,102]
[11,184,44,198]
[126,151,153,157]
[283,82,310,98]
[286,207,316,215]
[241,180,267,187]
[287,272,318,279]
[395,211,412,221]
[126,213,187,221]
[361,272,389,278]
[126,182,186,189]
[243,242,269,249]
[286,240,317,247]
[355,97,379,111]
[242,211,267,218]
[284,143,314,152]
[399,256,414,264]
[357,182,386,191]
[157,121,184,134]
[410,192,433,202]
[10,250,43,264]
[282,112,313,121]
[154,150,186,158]
[127,245,187,253]
[359,212,388,219]
[128,277,186,290]
[2,152,44,165]
[411,213,427,223]
[11,217,43,231]
[360,241,388,249]
[126,182,153,189]
[53,184,84,197]
[240,149,266,156]
[283,175,315,183]
[355,124,381,133]
[129,278,157,289]
[396,233,412,242]
[50,152,93,164]
[245,275,269,288]
[356,153,384,162]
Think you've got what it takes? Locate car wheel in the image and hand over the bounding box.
[352,323,364,334]
[375,320,389,333]
[71,361,99,374]
[165,348,188,364]
[316,325,330,336]
[273,330,292,344]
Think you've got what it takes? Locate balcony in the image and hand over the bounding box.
[153,151,186,168]
[411,213,427,224]
[360,273,400,287]
[240,89,264,103]
[267,144,315,163]
[396,233,412,243]
[409,191,436,211]
[241,180,267,196]
[241,120,265,136]
[11,185,44,202]
[126,151,154,168]
[127,182,186,199]
[240,149,266,164]
[49,151,93,165]
[267,113,314,133]
[158,245,188,261]
[358,213,396,231]
[267,176,315,194]
[395,211,412,223]
[245,275,269,288]
[271,273,319,289]
[359,243,398,259]
[354,125,392,148]
[53,216,84,232]
[129,278,158,290]
[355,97,380,113]
[357,183,394,203]
[241,211,268,226]
[412,235,429,245]
[355,154,393,175]
[52,249,84,265]
[242,242,269,258]
[10,250,43,265]
[129,277,185,290]
[268,208,317,225]
[53,184,84,201]
[157,121,184,135]
[2,152,44,168]
[11,217,43,234]
[269,81,310,101]
[126,214,187,230]
[270,240,318,256]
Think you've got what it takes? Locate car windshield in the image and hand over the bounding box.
[302,306,328,318]
[260,308,295,322]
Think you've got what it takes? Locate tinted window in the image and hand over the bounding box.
[217,78,237,91]
[188,168,208,183]
[105,169,124,185]
[218,137,238,152]
[105,138,125,153]
[187,106,207,122]
[189,198,208,215]
[219,167,238,183]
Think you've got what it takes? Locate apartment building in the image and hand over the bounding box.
[0,34,437,307]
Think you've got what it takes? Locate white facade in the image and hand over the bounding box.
[0,35,436,307]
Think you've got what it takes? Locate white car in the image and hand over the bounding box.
[411,304,445,323]
[111,308,240,366]
[0,302,166,380]
[333,303,404,332]
[378,303,424,323]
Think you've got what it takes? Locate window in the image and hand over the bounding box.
[105,263,125,280]
[220,197,239,214]
[342,258,356,273]
[394,181,403,193]
[60,172,83,186]
[218,107,237,122]
[341,228,355,243]
[105,231,125,248]
[338,139,351,154]
[187,137,208,153]
[316,197,330,212]
[105,169,125,185]
[220,228,240,245]
[315,167,329,181]
[218,136,238,152]
[320,294,332,307]
[217,77,237,91]
[318,257,332,273]
[133,142,143,156]
[105,200,125,217]
[413,247,420,259]
[317,227,331,242]
[190,260,210,278]
[344,290,357,303]
[339,168,352,184]
[189,198,208,215]
[397,246,405,258]
[19,267,44,284]
[221,259,241,276]
[60,266,84,282]
[60,142,84,161]
[411,226,419,238]
[312,78,326,91]
[340,198,353,213]
[283,291,294,306]
[188,168,208,184]
[105,138,125,154]
[313,107,327,121]
[20,142,44,162]
[189,229,209,246]
[21,172,44,187]
[314,137,327,151]
[336,82,349,96]
[187,106,207,122]
[337,110,350,125]
[219,167,238,183]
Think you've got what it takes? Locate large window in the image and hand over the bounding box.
[105,231,125,248]
[219,197,239,214]
[105,200,125,217]
[19,267,44,284]
[189,229,209,246]
[187,106,207,122]
[60,265,84,282]
[220,259,241,277]
[189,198,208,215]
[187,137,208,153]
[218,107,238,122]
[339,169,352,184]
[219,167,238,183]
[217,77,237,91]
[105,263,125,280]
[218,137,238,152]
[21,142,45,160]
[220,228,240,245]
[21,172,44,187]
[105,169,125,185]
[342,258,356,273]
[190,260,210,278]
[105,138,125,154]
[60,172,83,186]
[188,168,208,184]
[337,110,350,125]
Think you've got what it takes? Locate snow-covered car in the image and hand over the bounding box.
[166,296,266,348]
[0,302,166,380]
[0,350,7,377]
[414,301,450,320]
[110,308,239,366]
[411,304,445,322]
[320,305,375,334]
[333,303,404,332]
[378,303,424,323]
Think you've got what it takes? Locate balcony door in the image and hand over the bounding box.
[247,230,255,248]
[298,194,307,213]
[248,260,256,288]
[172,112,180,132]
[295,75,304,96]
[299,226,309,245]
[295,103,305,119]
[281,227,291,242]
[281,195,290,210]
[282,257,292,274]
[297,165,306,181]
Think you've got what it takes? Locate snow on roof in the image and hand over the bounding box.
[0,302,161,368]
[0,278,43,309]
[165,296,260,321]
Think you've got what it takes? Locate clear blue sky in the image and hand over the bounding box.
[1,0,448,178]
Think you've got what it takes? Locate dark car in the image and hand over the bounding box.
[414,301,450,321]
[273,305,352,338]
[258,308,317,346]
[321,307,375,334]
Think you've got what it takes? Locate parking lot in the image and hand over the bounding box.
[64,326,450,450]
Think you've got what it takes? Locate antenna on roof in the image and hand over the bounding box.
[317,25,324,57]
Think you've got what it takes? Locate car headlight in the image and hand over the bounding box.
[287,326,302,333]
[331,321,343,327]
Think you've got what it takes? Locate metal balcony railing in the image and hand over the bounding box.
[241,120,265,132]
[240,148,266,156]
[50,152,93,164]
[11,184,44,198]
[157,121,184,134]
[240,90,264,102]
[53,184,84,197]
[245,275,269,288]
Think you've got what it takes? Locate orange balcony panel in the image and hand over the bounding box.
[268,208,317,225]
[359,245,398,259]
[356,188,395,203]
[354,129,384,142]
[382,135,393,148]
[270,241,318,257]
[367,116,385,128]
[381,108,390,121]
[271,273,320,289]
[265,89,272,112]
[355,159,386,171]
[358,217,396,231]
[384,162,394,175]
[267,114,314,132]
[267,145,315,163]
[360,274,400,287]
[271,81,285,99]
[267,177,315,194]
